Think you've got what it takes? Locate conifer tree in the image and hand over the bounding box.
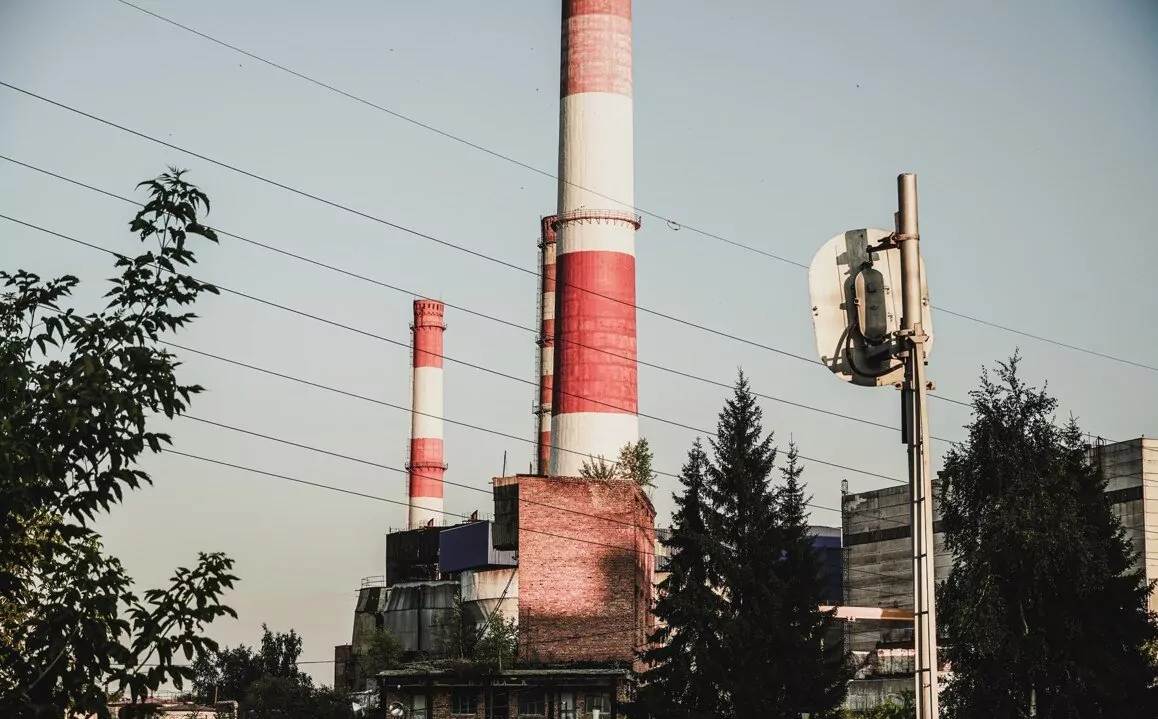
[939,355,1158,718]
[705,371,848,718]
[772,443,851,716]
[635,439,721,719]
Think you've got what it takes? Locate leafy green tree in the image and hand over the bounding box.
[635,439,723,719]
[618,438,657,489]
[938,355,1158,718]
[579,454,617,480]
[243,676,352,719]
[192,625,312,703]
[0,169,236,718]
[359,628,403,676]
[579,439,656,488]
[475,615,518,669]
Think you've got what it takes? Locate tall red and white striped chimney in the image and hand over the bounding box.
[550,0,640,476]
[536,216,558,475]
[408,299,445,528]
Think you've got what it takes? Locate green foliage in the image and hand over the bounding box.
[636,371,849,719]
[360,627,404,676]
[938,354,1158,718]
[0,169,235,719]
[432,593,518,670]
[243,676,352,719]
[578,454,617,480]
[618,437,657,489]
[474,615,518,669]
[634,439,723,719]
[578,439,657,488]
[192,625,312,703]
[192,625,351,718]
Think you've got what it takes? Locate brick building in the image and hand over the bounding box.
[492,475,656,665]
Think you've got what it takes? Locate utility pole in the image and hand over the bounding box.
[896,173,939,719]
[807,172,940,719]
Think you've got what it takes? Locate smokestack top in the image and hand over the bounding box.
[561,0,633,98]
[413,299,445,328]
[564,0,631,20]
[540,215,559,246]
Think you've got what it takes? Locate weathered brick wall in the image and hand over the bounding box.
[501,475,656,664]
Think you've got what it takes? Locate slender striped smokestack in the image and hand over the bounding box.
[408,299,445,528]
[536,216,558,475]
[550,0,640,476]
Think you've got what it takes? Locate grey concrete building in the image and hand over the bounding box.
[841,482,950,655]
[840,437,1156,709]
[1094,437,1158,612]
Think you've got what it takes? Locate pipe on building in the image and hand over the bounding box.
[408,299,446,528]
[536,216,558,475]
[550,0,641,476]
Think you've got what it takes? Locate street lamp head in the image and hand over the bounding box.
[387,701,409,717]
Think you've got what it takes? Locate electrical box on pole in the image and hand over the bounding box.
[805,175,940,719]
[808,228,934,387]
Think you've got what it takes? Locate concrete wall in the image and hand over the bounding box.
[841,484,950,653]
[1100,438,1158,612]
[461,567,519,633]
[495,474,656,665]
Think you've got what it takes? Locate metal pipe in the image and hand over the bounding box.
[896,173,939,719]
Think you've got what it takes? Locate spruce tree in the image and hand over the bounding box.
[939,355,1158,718]
[635,439,722,719]
[702,371,848,718]
[773,443,852,715]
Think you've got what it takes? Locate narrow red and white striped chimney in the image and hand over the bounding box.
[408,299,445,528]
[536,216,558,475]
[550,0,640,476]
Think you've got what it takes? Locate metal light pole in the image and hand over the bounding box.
[896,173,939,719]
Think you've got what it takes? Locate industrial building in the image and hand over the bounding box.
[336,4,652,716]
[840,436,1157,710]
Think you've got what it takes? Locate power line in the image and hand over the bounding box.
[164,446,914,587]
[3,212,910,486]
[0,79,975,406]
[0,153,956,441]
[106,0,1158,376]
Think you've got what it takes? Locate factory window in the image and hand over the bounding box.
[412,694,427,719]
[588,693,611,717]
[517,690,546,716]
[451,691,478,716]
[559,691,576,719]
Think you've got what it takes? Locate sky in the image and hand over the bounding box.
[2,0,1157,687]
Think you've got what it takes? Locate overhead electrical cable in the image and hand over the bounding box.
[0,153,953,441]
[105,0,1158,375]
[3,211,911,486]
[0,79,975,407]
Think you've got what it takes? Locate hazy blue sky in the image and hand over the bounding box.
[3,0,1156,685]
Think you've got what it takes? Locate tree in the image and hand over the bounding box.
[243,676,352,719]
[0,169,237,718]
[678,371,847,718]
[475,615,518,669]
[578,438,656,488]
[579,454,617,480]
[769,443,850,715]
[635,439,723,719]
[192,625,312,704]
[938,354,1158,718]
[618,438,657,489]
[359,628,403,677]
